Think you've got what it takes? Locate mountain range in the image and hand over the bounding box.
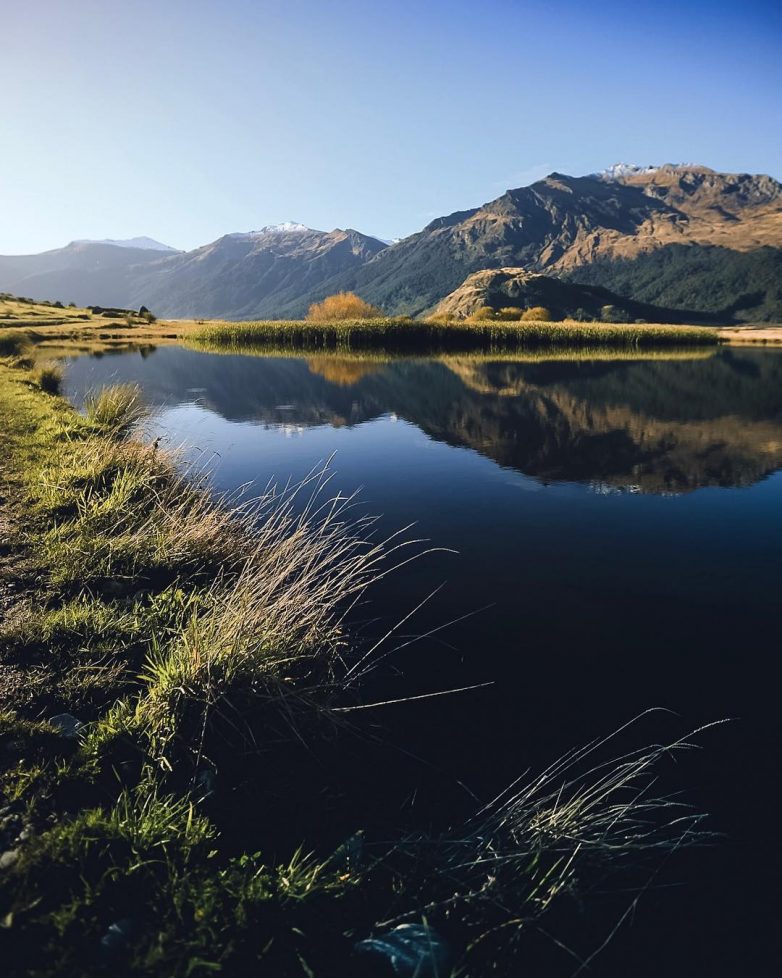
[2,164,780,322]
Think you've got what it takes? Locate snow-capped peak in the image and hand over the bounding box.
[594,163,661,181]
[228,222,314,238]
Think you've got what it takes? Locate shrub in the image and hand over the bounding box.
[496,307,523,321]
[307,292,383,322]
[467,306,496,321]
[520,306,552,322]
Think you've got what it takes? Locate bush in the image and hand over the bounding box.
[496,307,523,321]
[307,292,383,322]
[520,306,552,322]
[467,306,496,321]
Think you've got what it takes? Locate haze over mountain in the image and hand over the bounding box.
[71,237,178,252]
[1,165,780,321]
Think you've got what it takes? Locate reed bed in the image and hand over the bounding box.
[192,317,720,354]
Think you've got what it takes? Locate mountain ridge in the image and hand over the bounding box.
[1,164,780,320]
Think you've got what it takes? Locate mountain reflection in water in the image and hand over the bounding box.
[65,346,782,493]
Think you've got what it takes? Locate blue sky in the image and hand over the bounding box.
[1,0,780,253]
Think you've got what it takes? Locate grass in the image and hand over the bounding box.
[0,353,714,976]
[190,317,720,355]
[84,382,147,432]
[33,362,63,395]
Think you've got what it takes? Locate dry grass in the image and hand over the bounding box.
[382,714,717,966]
[191,317,720,354]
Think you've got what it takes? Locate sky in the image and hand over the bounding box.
[1,0,781,253]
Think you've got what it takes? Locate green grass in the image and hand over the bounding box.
[191,317,720,355]
[84,382,147,433]
[0,355,712,977]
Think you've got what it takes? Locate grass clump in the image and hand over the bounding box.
[33,362,63,395]
[84,383,146,433]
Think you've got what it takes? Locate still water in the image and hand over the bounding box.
[63,345,782,977]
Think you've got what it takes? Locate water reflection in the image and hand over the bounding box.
[60,342,782,976]
[64,346,782,493]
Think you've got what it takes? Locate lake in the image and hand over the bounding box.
[62,344,782,977]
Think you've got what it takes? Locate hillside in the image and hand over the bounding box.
[0,242,170,309]
[564,244,782,322]
[430,267,721,324]
[305,165,782,319]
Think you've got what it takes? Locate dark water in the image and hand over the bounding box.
[63,345,782,977]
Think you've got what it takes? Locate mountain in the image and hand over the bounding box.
[0,241,172,308]
[124,226,388,319]
[1,165,780,320]
[0,227,387,317]
[71,236,177,252]
[431,267,720,324]
[305,164,782,320]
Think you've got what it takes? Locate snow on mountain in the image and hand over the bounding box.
[594,163,661,181]
[227,222,314,239]
[72,236,177,252]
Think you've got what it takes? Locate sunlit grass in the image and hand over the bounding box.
[191,317,720,354]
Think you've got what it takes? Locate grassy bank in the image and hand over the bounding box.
[0,352,709,976]
[191,317,720,354]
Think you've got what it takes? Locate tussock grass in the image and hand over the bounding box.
[33,362,63,395]
[84,382,147,433]
[0,330,31,357]
[192,317,719,355]
[382,716,716,963]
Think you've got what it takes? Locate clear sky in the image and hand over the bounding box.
[2,0,781,253]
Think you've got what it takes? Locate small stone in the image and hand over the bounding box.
[0,850,19,871]
[49,713,83,740]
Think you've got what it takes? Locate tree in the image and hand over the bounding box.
[306,292,383,321]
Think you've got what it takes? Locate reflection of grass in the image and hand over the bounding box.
[191,318,720,353]
[186,337,716,369]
